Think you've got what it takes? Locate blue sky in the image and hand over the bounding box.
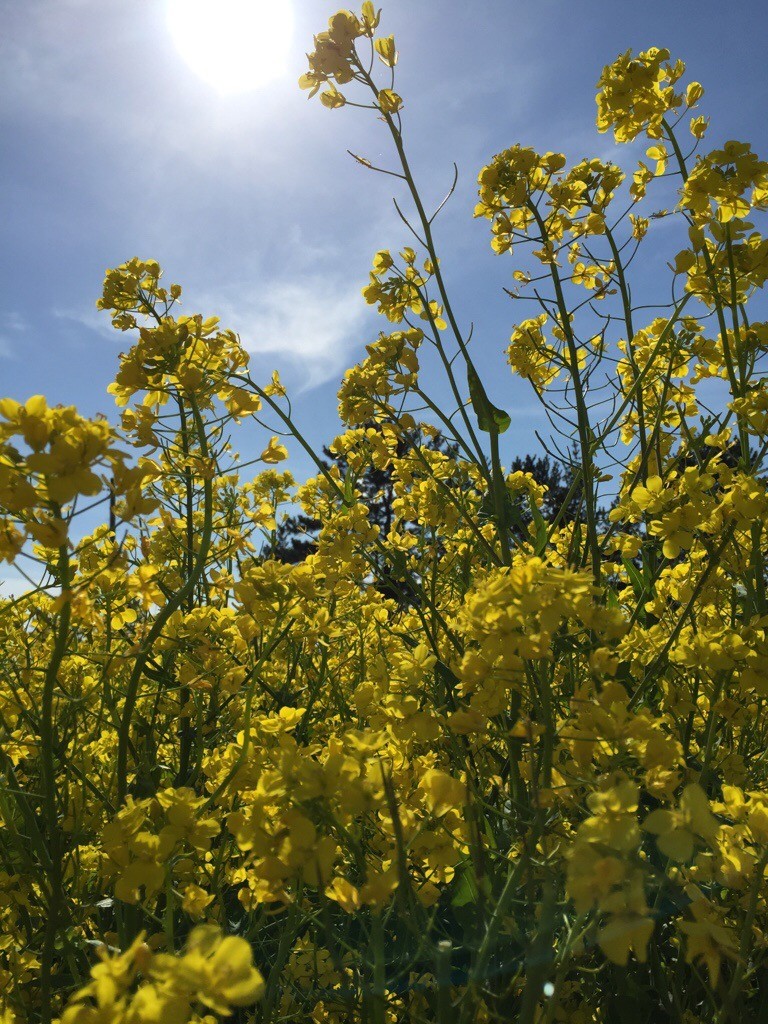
[2,0,767,492]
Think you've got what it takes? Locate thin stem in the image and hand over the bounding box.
[116,395,214,807]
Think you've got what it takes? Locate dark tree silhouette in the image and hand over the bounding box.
[269,426,458,564]
[508,452,586,525]
[270,433,607,567]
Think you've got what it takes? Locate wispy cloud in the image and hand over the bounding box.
[54,274,373,392]
[53,306,117,341]
[5,312,28,332]
[0,311,29,360]
[202,275,373,390]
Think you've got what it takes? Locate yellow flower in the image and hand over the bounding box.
[644,784,719,861]
[418,768,466,817]
[690,115,709,139]
[596,47,685,142]
[630,475,670,514]
[630,213,649,239]
[678,891,738,987]
[182,884,214,919]
[598,910,654,966]
[325,876,362,913]
[156,925,265,1015]
[374,35,398,67]
[580,777,641,853]
[646,143,668,176]
[260,436,289,464]
[321,85,346,109]
[506,315,560,388]
[360,1,381,36]
[378,88,403,114]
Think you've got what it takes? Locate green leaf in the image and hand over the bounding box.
[388,548,408,579]
[622,556,645,599]
[451,858,480,908]
[479,489,524,531]
[467,362,510,434]
[343,466,355,505]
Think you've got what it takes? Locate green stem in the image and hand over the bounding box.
[527,201,600,583]
[663,118,750,465]
[357,66,489,470]
[39,540,72,1024]
[116,395,214,806]
[718,848,768,1022]
[490,428,512,564]
[460,855,527,1023]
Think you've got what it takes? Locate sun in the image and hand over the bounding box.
[167,0,294,95]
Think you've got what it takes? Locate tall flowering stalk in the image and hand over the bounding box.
[0,9,766,1024]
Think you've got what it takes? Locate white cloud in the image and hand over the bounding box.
[54,274,374,392]
[5,312,27,332]
[204,276,372,390]
[53,306,117,341]
[0,311,29,359]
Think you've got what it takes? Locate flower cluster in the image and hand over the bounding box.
[595,47,689,142]
[1,13,767,1024]
[60,927,264,1024]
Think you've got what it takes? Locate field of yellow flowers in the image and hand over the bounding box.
[2,5,768,1023]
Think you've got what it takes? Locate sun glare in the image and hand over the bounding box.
[167,0,294,95]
